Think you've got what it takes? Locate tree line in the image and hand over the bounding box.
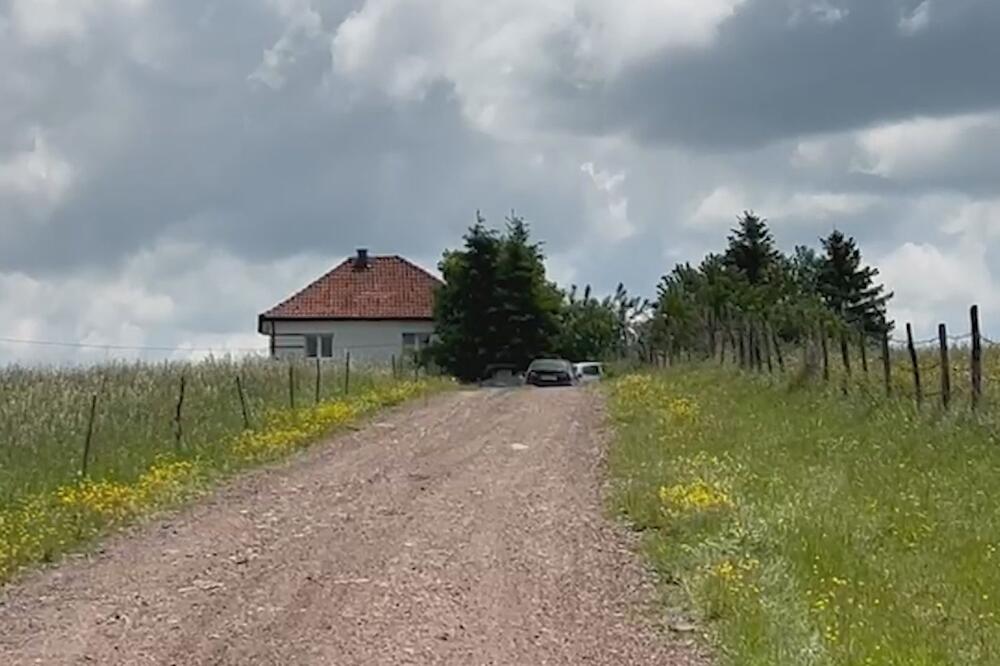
[430,213,647,381]
[430,211,892,381]
[646,211,893,360]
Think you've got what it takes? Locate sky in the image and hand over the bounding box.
[2,0,999,363]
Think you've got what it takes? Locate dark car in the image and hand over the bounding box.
[525,359,577,387]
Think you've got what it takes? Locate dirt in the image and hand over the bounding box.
[0,387,709,665]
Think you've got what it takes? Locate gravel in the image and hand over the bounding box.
[0,387,710,665]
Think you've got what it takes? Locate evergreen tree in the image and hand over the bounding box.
[431,216,502,381]
[432,213,560,380]
[817,230,893,334]
[494,216,561,370]
[724,211,780,285]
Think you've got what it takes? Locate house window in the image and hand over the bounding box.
[402,332,431,356]
[305,334,334,358]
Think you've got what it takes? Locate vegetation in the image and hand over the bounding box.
[432,213,647,379]
[608,367,1000,665]
[0,358,449,583]
[648,212,893,358]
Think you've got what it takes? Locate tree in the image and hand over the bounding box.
[724,211,780,285]
[555,285,618,362]
[817,230,894,334]
[431,213,560,381]
[431,216,503,381]
[494,216,562,370]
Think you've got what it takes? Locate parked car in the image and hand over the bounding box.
[573,362,604,383]
[525,358,577,387]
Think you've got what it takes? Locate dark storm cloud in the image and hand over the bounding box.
[571,0,1000,149]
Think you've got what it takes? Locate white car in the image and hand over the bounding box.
[573,362,604,383]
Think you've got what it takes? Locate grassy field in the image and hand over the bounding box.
[0,357,448,583]
[608,366,1000,665]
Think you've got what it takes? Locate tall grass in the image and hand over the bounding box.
[607,367,1000,665]
[0,357,447,583]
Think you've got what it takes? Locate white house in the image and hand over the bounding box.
[258,249,442,362]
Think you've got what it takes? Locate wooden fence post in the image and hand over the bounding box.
[906,323,922,407]
[770,324,785,373]
[820,329,830,382]
[762,320,774,374]
[881,331,892,397]
[236,375,251,429]
[839,330,851,394]
[391,354,397,379]
[752,323,764,372]
[315,358,322,404]
[840,331,852,377]
[737,323,746,369]
[344,351,351,395]
[859,330,869,375]
[81,392,98,479]
[288,362,296,409]
[971,305,983,410]
[939,323,951,410]
[173,374,186,451]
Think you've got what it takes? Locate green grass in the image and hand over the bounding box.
[0,357,447,583]
[607,368,1000,665]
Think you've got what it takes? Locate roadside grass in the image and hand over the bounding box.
[0,358,450,584]
[607,368,1000,665]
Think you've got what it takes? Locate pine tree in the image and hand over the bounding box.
[724,211,780,285]
[431,213,560,380]
[431,215,502,381]
[494,216,561,370]
[817,230,894,334]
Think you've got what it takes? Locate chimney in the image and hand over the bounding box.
[355,248,370,269]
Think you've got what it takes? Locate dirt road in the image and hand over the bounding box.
[0,387,706,665]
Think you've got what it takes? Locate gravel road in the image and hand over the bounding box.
[0,387,708,665]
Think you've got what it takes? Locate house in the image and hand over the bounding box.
[258,249,442,362]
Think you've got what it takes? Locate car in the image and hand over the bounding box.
[525,358,577,387]
[573,361,604,383]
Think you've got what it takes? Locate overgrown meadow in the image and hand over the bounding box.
[608,364,1000,665]
[0,357,447,583]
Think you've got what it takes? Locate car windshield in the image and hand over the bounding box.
[581,365,600,376]
[529,360,567,372]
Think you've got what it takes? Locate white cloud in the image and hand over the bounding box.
[943,198,1000,239]
[249,0,326,90]
[899,1,931,36]
[330,0,745,133]
[10,0,149,45]
[580,161,635,241]
[852,113,995,179]
[0,240,336,363]
[689,186,877,228]
[0,129,75,208]
[789,1,849,26]
[878,238,998,336]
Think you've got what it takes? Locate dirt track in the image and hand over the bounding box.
[0,387,707,665]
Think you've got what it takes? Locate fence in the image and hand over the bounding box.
[657,304,997,413]
[0,353,428,503]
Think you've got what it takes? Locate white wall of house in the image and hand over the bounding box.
[269,319,435,363]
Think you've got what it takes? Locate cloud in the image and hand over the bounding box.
[690,186,877,229]
[3,0,1000,363]
[899,0,931,36]
[0,128,75,207]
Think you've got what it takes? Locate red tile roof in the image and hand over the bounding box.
[261,255,442,320]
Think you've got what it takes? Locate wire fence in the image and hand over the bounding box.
[662,304,997,414]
